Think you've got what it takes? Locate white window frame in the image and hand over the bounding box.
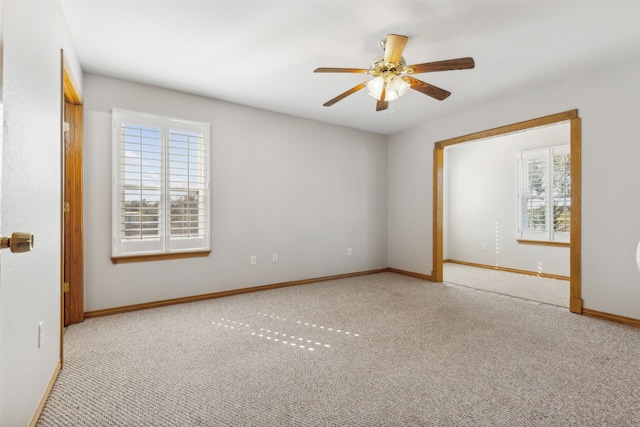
[516,144,570,243]
[112,109,210,258]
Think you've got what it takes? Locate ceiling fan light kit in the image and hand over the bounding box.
[367,74,410,101]
[314,34,475,112]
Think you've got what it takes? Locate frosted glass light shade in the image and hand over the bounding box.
[366,75,410,101]
[385,75,410,101]
[366,76,385,100]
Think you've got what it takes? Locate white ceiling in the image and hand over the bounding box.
[60,1,640,135]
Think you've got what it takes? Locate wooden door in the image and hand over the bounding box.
[63,101,84,325]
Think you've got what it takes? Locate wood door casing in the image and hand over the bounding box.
[64,101,84,325]
[432,110,582,313]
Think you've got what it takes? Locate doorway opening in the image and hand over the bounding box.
[432,110,582,313]
[61,51,84,365]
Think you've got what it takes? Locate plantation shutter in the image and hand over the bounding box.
[167,125,208,251]
[551,148,571,239]
[517,145,570,242]
[518,149,548,240]
[113,110,210,257]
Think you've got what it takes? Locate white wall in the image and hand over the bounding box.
[444,123,570,276]
[386,131,433,275]
[0,1,82,425]
[388,58,640,319]
[84,73,387,311]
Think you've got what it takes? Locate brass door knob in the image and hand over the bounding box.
[0,232,34,253]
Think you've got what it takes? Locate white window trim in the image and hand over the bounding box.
[112,109,211,259]
[516,144,570,243]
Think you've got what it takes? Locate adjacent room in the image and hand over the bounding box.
[442,122,572,307]
[1,1,639,426]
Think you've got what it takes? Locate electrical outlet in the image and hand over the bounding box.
[250,256,257,266]
[38,321,44,348]
[272,253,278,263]
[347,248,352,256]
[482,243,488,251]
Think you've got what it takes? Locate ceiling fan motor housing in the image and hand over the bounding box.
[370,56,408,77]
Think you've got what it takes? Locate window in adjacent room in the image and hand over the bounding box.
[517,144,570,243]
[112,109,210,260]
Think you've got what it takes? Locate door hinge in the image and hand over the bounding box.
[63,282,70,293]
[63,121,70,133]
[64,201,70,213]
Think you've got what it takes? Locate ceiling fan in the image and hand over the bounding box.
[314,34,475,111]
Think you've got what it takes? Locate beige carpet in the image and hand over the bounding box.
[444,263,569,307]
[38,272,639,426]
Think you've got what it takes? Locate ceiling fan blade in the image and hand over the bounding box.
[322,81,368,107]
[384,34,408,65]
[405,76,451,101]
[376,86,389,111]
[314,67,369,74]
[407,57,475,74]
[376,99,389,111]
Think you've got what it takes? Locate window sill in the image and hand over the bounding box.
[111,250,211,264]
[516,239,570,248]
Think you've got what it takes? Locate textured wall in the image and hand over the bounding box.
[83,73,388,311]
[388,59,640,319]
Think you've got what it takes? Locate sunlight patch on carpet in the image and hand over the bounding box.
[214,313,360,352]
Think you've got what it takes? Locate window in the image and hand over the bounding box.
[517,145,570,243]
[112,110,210,259]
